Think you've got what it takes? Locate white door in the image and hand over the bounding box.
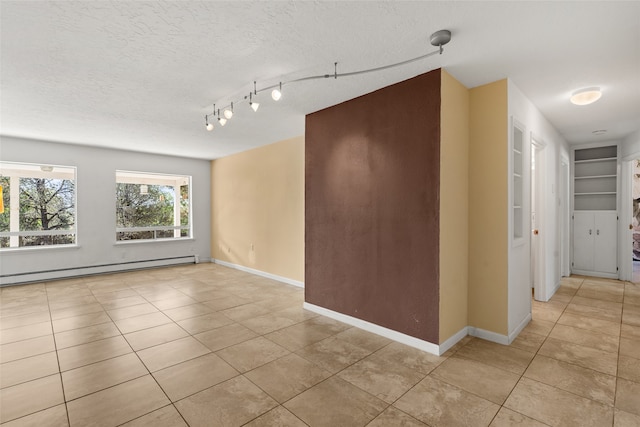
[594,212,617,274]
[573,212,594,271]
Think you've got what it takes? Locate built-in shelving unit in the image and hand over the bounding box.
[512,122,524,240]
[573,145,617,211]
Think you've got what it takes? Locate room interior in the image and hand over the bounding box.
[1,2,639,426]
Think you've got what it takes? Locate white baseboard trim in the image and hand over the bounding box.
[0,256,196,286]
[468,326,510,345]
[212,258,304,288]
[303,302,446,356]
[439,326,469,354]
[508,313,532,344]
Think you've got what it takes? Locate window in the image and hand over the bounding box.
[0,162,76,249]
[115,171,191,241]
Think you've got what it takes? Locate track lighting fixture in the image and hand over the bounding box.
[249,92,259,112]
[272,82,282,101]
[223,102,234,119]
[203,29,451,133]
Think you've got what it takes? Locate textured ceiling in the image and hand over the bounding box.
[1,1,639,160]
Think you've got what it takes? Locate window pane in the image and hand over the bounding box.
[115,171,191,241]
[0,162,76,249]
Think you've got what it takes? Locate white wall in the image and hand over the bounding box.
[0,136,211,284]
[507,80,570,333]
[622,130,640,160]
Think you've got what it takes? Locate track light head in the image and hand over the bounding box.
[223,102,234,119]
[218,117,227,126]
[249,92,260,112]
[272,82,282,101]
[205,115,214,131]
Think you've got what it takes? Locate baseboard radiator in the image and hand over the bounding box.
[0,255,197,286]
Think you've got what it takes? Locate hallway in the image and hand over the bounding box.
[1,265,639,426]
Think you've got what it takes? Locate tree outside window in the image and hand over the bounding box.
[0,162,76,249]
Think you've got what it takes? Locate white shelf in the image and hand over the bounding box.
[574,175,616,180]
[575,192,616,196]
[574,157,616,164]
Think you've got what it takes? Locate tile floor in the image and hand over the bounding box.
[1,264,639,426]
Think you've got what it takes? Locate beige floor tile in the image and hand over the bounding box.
[373,341,446,375]
[431,356,520,405]
[557,312,621,336]
[243,406,307,427]
[138,288,188,302]
[338,352,425,403]
[489,407,548,426]
[571,295,623,312]
[538,337,618,375]
[565,301,622,323]
[100,295,148,311]
[0,374,64,424]
[57,335,132,371]
[93,289,139,303]
[621,323,640,340]
[334,327,391,352]
[454,338,535,375]
[549,323,619,353]
[522,318,555,337]
[120,405,187,427]
[176,312,234,335]
[524,355,616,406]
[50,303,104,320]
[175,376,277,427]
[220,302,272,322]
[504,377,613,427]
[0,303,49,319]
[48,295,98,311]
[240,312,299,335]
[285,376,386,427]
[618,354,640,382]
[152,353,238,401]
[295,336,371,374]
[532,303,564,323]
[0,321,52,345]
[620,336,640,357]
[52,311,111,333]
[66,375,169,427]
[615,409,640,427]
[137,336,210,372]
[162,303,213,322]
[124,322,188,351]
[615,378,640,416]
[106,303,159,321]
[622,304,640,326]
[194,323,258,351]
[61,352,148,400]
[0,311,51,330]
[272,306,319,323]
[394,376,499,427]
[217,337,290,373]
[244,353,331,403]
[151,295,198,311]
[367,407,428,426]
[0,351,59,388]
[510,329,547,353]
[202,295,253,311]
[54,322,121,349]
[0,404,68,427]
[264,320,337,351]
[0,335,56,363]
[577,282,624,301]
[113,311,173,334]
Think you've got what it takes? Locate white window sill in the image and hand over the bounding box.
[114,237,194,246]
[0,244,81,254]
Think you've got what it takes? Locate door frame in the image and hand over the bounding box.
[531,135,547,301]
[560,155,571,277]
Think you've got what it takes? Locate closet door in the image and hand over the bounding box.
[593,212,617,274]
[573,212,594,271]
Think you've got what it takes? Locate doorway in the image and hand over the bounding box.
[531,138,545,300]
[632,159,640,282]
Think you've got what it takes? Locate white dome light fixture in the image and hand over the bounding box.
[570,87,602,106]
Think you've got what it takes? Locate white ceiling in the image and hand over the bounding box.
[1,1,639,160]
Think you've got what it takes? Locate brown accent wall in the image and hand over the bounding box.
[305,69,441,343]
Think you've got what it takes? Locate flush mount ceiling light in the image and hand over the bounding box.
[570,87,602,106]
[204,29,452,132]
[592,129,607,135]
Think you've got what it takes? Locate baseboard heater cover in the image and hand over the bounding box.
[0,256,196,286]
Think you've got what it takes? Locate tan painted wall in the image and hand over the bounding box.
[468,79,509,335]
[211,137,304,282]
[439,70,470,343]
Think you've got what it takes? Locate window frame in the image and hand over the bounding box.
[114,170,192,243]
[0,161,78,251]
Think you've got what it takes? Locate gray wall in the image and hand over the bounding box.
[0,136,211,284]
